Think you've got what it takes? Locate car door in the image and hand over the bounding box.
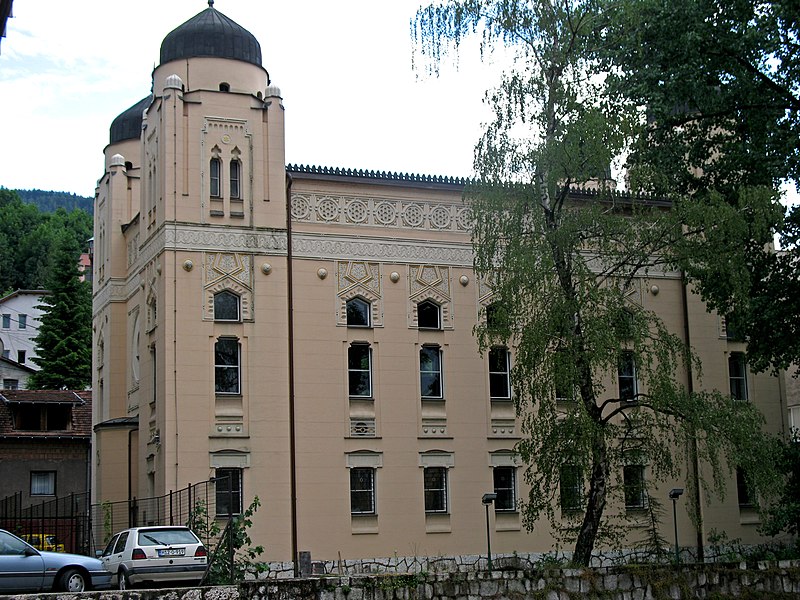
[99,533,124,576]
[0,530,45,592]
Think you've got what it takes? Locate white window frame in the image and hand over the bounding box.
[618,350,638,402]
[210,157,222,198]
[417,299,441,330]
[349,467,376,515]
[213,290,241,322]
[30,471,56,496]
[348,343,372,398]
[493,465,516,512]
[420,345,443,399]
[623,464,647,509]
[214,337,241,395]
[346,297,371,328]
[729,352,748,401]
[488,347,511,400]
[229,160,241,199]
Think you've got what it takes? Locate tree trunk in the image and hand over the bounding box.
[572,432,609,566]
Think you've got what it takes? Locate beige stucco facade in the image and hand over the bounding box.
[92,6,791,568]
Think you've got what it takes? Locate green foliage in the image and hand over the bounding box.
[0,188,92,294]
[204,496,268,585]
[413,0,785,567]
[598,0,800,373]
[26,234,92,390]
[761,438,800,538]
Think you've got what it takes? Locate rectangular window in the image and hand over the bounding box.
[729,352,748,401]
[30,471,56,496]
[420,346,443,399]
[215,338,240,394]
[790,406,800,441]
[350,468,376,515]
[3,379,19,390]
[1,314,9,328]
[493,466,516,511]
[348,344,372,397]
[560,465,583,511]
[554,349,574,402]
[215,468,242,515]
[17,350,25,364]
[736,467,754,508]
[18,314,27,329]
[618,351,637,402]
[230,161,241,199]
[623,464,647,509]
[488,347,511,400]
[424,466,448,513]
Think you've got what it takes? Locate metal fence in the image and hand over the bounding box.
[1,479,222,557]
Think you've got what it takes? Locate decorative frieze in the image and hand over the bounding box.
[291,192,472,233]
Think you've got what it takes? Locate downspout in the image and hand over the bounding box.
[681,272,704,562]
[285,173,298,576]
[172,90,180,492]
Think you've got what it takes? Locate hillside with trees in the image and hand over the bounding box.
[12,188,94,215]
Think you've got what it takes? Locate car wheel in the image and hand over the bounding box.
[57,568,88,592]
[118,569,131,591]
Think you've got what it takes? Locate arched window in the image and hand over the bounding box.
[230,160,241,199]
[219,82,230,92]
[210,158,221,197]
[214,291,240,321]
[417,299,441,330]
[346,297,371,327]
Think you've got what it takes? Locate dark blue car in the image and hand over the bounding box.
[0,529,112,592]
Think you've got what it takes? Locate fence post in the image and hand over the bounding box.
[169,490,174,526]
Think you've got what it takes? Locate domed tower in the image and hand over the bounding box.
[93,3,290,555]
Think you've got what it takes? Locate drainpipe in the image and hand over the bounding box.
[681,272,704,562]
[285,173,299,576]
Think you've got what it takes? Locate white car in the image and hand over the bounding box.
[100,526,207,590]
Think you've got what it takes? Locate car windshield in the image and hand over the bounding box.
[137,529,197,546]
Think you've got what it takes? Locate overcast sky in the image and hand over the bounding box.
[0,0,498,197]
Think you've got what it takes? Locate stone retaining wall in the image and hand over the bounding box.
[1,562,799,600]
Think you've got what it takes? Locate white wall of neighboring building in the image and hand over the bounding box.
[0,290,46,370]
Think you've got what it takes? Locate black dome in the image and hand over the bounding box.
[109,96,151,144]
[160,7,262,67]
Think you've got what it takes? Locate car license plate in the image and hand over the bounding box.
[158,548,186,557]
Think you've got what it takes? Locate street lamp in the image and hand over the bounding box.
[482,493,497,572]
[669,488,684,563]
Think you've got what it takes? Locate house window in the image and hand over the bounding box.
[420,346,443,399]
[214,291,240,321]
[13,405,71,431]
[554,350,574,402]
[618,350,637,402]
[210,158,222,197]
[3,379,18,390]
[424,466,448,513]
[30,471,56,496]
[489,347,511,400]
[560,465,583,511]
[215,468,242,515]
[17,350,25,364]
[790,406,800,441]
[1,349,8,358]
[736,467,754,508]
[729,352,748,401]
[346,297,371,327]
[623,464,647,509]
[18,314,26,329]
[1,314,9,328]
[417,300,441,329]
[348,343,372,397]
[350,467,376,515]
[214,338,240,395]
[493,466,516,511]
[230,160,241,199]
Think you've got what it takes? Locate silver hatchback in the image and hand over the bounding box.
[100,526,207,589]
